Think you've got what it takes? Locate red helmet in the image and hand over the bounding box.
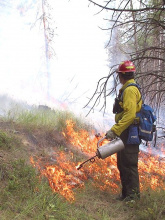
[117,60,136,73]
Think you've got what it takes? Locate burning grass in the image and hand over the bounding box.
[31,119,165,204]
[0,109,165,219]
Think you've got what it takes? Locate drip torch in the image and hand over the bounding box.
[76,136,125,170]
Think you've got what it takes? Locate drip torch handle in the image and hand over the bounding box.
[97,136,106,149]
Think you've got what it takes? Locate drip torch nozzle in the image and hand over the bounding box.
[76,155,97,170]
[76,163,83,170]
[76,137,107,170]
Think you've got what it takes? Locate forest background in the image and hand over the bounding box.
[0,0,165,129]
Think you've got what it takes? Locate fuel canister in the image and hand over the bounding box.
[97,138,124,159]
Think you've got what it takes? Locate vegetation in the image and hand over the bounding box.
[86,0,165,115]
[3,105,92,132]
[0,107,164,219]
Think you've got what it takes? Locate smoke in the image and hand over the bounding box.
[0,1,109,101]
[140,142,165,159]
[0,94,32,118]
[0,0,115,132]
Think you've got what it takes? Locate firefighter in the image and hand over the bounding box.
[106,60,142,201]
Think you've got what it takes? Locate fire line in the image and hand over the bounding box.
[30,119,165,202]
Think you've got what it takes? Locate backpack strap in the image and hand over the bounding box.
[120,83,143,104]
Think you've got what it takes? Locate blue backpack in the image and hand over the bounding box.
[121,83,157,142]
[136,104,156,142]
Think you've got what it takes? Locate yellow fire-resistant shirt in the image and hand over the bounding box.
[111,79,142,137]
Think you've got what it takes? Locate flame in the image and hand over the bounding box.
[31,119,165,202]
[62,120,108,154]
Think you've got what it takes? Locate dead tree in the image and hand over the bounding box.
[85,0,165,116]
[41,0,55,100]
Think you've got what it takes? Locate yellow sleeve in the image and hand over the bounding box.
[111,87,138,136]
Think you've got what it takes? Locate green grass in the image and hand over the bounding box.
[0,131,21,150]
[3,105,92,133]
[0,159,69,220]
[1,161,164,220]
[0,107,164,220]
[132,189,165,220]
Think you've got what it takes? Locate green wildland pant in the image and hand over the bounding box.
[117,128,140,199]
